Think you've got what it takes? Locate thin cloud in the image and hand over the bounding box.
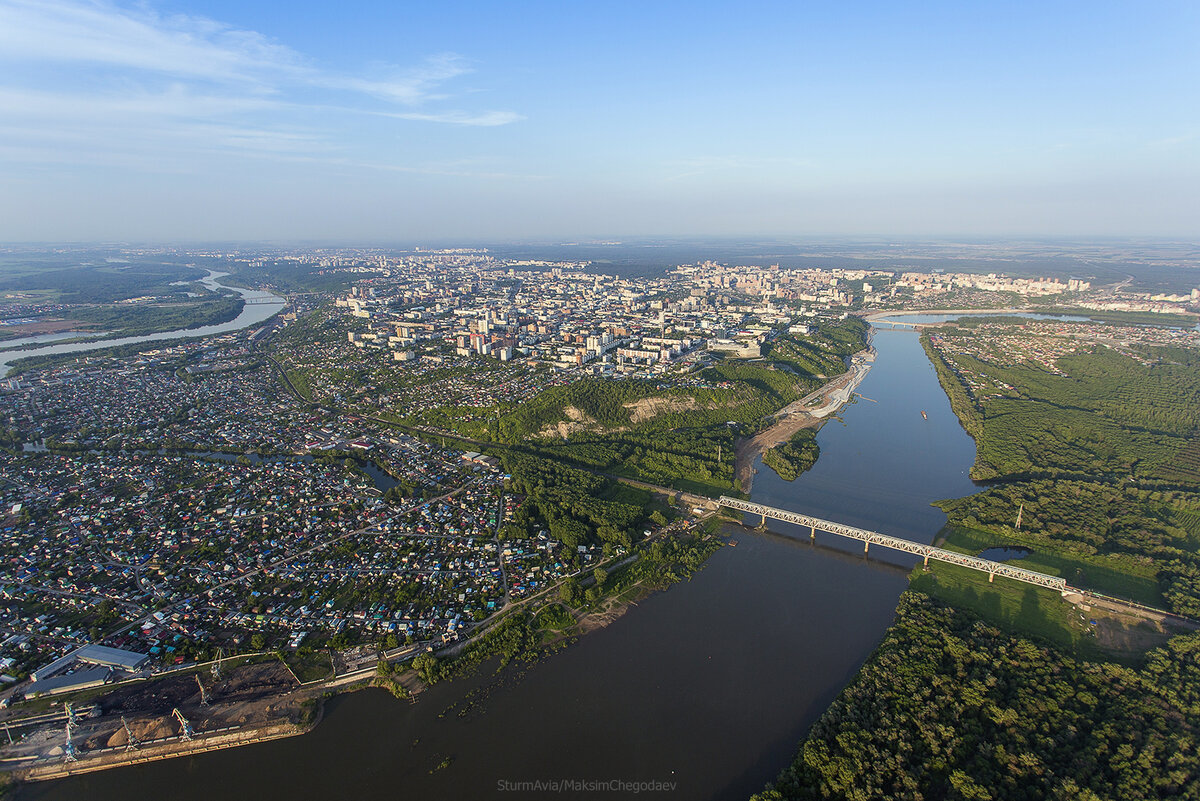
[0,0,521,172]
[0,86,283,120]
[385,110,526,127]
[0,0,302,86]
[325,53,475,105]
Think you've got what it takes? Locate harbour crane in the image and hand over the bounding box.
[172,708,194,741]
[62,721,77,763]
[121,716,140,751]
[195,673,210,706]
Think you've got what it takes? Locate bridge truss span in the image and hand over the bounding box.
[718,497,1067,592]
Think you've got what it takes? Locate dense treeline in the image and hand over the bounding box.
[0,262,205,302]
[497,378,668,441]
[922,334,984,441]
[527,426,734,493]
[755,592,1200,801]
[938,481,1200,569]
[926,333,1200,482]
[924,326,1200,613]
[500,451,651,551]
[603,531,722,594]
[69,296,245,337]
[1030,308,1200,328]
[700,361,810,415]
[762,429,820,481]
[493,319,868,495]
[413,530,720,685]
[413,612,543,684]
[764,318,869,377]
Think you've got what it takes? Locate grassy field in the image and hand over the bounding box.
[937,525,1164,606]
[909,562,1100,655]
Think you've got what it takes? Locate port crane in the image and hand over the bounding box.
[195,673,211,706]
[172,708,194,740]
[62,720,77,763]
[211,647,224,680]
[121,716,140,751]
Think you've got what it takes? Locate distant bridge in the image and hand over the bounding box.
[718,497,1068,592]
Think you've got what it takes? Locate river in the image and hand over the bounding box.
[21,325,979,801]
[0,272,285,375]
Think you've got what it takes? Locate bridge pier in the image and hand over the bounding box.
[756,513,768,531]
[716,496,1068,593]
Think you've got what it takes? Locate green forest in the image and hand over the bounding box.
[754,592,1200,801]
[763,320,871,377]
[497,378,676,440]
[926,333,1200,484]
[762,429,821,482]
[493,318,867,496]
[68,296,245,338]
[0,261,206,303]
[923,326,1200,614]
[499,451,658,553]
[412,529,720,686]
[523,426,736,496]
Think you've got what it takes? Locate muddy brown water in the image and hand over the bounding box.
[22,326,980,801]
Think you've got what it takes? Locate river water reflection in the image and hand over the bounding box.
[23,326,980,801]
[0,272,284,375]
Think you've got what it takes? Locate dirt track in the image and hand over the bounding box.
[734,351,873,493]
[734,416,824,493]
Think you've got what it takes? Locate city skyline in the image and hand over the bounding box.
[1,0,1197,241]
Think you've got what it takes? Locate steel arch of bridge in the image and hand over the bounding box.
[718,496,1067,592]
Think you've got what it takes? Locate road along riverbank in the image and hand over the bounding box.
[735,346,874,493]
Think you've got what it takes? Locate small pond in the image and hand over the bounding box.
[977,546,1033,562]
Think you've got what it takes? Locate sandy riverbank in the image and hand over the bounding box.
[734,348,874,493]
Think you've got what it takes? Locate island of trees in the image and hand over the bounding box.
[762,429,820,482]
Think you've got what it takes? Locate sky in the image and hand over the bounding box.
[0,0,1197,242]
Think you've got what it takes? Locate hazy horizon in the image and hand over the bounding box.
[1,0,1197,241]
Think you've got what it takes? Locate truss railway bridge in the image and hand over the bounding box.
[718,496,1069,593]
